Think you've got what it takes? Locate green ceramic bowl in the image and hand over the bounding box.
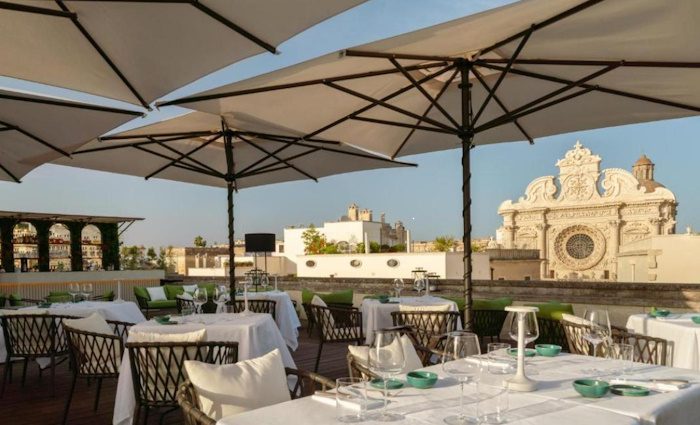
[370,378,404,390]
[573,379,610,398]
[377,295,390,304]
[692,316,700,325]
[650,308,671,317]
[507,348,537,357]
[535,344,562,357]
[406,371,438,389]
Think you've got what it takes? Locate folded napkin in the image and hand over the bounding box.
[610,378,689,392]
[311,392,384,410]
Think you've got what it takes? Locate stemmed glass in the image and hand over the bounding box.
[442,331,482,425]
[262,275,270,292]
[393,279,404,299]
[368,329,406,422]
[583,309,611,358]
[193,287,208,314]
[80,283,93,302]
[213,285,229,313]
[241,277,252,314]
[68,283,80,303]
[413,278,425,296]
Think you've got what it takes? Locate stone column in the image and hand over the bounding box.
[609,220,620,279]
[503,225,515,249]
[536,223,548,279]
[649,218,662,235]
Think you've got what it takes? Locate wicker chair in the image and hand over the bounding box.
[0,314,76,397]
[127,340,239,425]
[62,321,135,424]
[536,317,569,351]
[231,300,277,320]
[302,303,316,336]
[310,304,364,373]
[472,309,508,346]
[177,368,335,424]
[612,327,668,366]
[390,310,460,350]
[176,296,197,314]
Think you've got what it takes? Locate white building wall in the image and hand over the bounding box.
[283,221,386,261]
[296,252,490,280]
[618,234,700,283]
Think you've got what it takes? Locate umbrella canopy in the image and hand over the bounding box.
[0,87,141,183]
[162,0,700,327]
[52,110,414,290]
[0,0,365,107]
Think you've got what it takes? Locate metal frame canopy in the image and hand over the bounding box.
[54,110,415,292]
[161,0,700,329]
[0,0,366,107]
[0,87,141,183]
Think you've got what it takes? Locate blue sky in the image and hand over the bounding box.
[1,0,699,247]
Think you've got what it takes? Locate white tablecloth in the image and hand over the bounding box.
[0,301,145,363]
[218,354,700,425]
[626,313,700,370]
[361,296,459,344]
[245,291,300,350]
[113,312,295,425]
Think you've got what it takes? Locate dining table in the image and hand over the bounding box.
[244,290,301,350]
[217,353,700,425]
[0,300,146,363]
[626,313,700,370]
[360,296,460,344]
[113,312,295,425]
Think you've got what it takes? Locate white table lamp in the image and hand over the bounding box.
[505,305,539,392]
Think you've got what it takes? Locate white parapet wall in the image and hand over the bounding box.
[296,252,490,279]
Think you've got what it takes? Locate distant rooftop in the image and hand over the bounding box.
[0,210,143,224]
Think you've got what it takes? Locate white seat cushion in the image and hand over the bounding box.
[311,295,333,328]
[562,313,593,326]
[182,284,198,293]
[348,335,423,373]
[64,312,114,335]
[399,303,452,312]
[129,328,206,343]
[177,292,194,301]
[146,286,167,301]
[184,348,291,420]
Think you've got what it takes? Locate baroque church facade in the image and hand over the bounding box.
[497,142,677,281]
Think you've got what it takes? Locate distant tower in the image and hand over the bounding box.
[380,213,386,223]
[348,203,359,221]
[632,155,655,181]
[359,209,373,221]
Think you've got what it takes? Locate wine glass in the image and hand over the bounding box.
[583,309,611,359]
[508,311,539,375]
[392,279,404,299]
[413,278,425,296]
[213,285,227,313]
[368,329,406,422]
[262,275,270,292]
[81,283,93,302]
[68,283,80,303]
[193,287,208,314]
[442,331,482,425]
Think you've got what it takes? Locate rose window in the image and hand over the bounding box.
[565,234,595,259]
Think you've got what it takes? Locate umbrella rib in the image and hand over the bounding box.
[323,81,458,133]
[478,58,700,69]
[158,61,448,106]
[0,159,21,183]
[76,133,206,154]
[0,1,75,17]
[234,131,340,145]
[392,67,460,158]
[476,86,597,134]
[144,134,223,180]
[472,26,533,125]
[474,62,622,133]
[480,0,607,56]
[100,130,217,141]
[478,61,700,114]
[188,0,276,53]
[388,58,460,128]
[151,137,222,176]
[471,68,533,144]
[236,134,318,182]
[351,116,456,134]
[132,145,220,179]
[0,92,142,116]
[54,0,150,108]
[0,120,70,157]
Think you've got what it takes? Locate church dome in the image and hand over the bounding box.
[634,155,653,166]
[638,179,666,193]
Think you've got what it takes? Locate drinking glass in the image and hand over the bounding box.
[336,377,367,423]
[487,342,513,375]
[413,278,425,296]
[583,309,611,358]
[442,331,482,425]
[479,383,509,424]
[393,279,404,299]
[68,283,80,303]
[193,287,208,314]
[610,343,634,377]
[368,329,406,422]
[81,283,93,302]
[213,286,226,313]
[261,275,270,292]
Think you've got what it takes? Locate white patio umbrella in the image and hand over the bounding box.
[161,0,700,327]
[52,110,415,291]
[0,87,141,183]
[0,0,365,107]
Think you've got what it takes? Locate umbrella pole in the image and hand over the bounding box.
[223,129,236,299]
[458,60,474,331]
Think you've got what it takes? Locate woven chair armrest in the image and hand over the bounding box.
[285,367,336,389]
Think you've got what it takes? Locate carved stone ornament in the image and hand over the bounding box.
[554,225,606,271]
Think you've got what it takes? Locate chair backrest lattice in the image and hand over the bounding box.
[472,310,508,341]
[176,297,197,314]
[537,317,569,351]
[65,325,123,377]
[285,367,336,399]
[310,305,363,343]
[232,300,277,320]
[127,341,238,408]
[391,311,460,349]
[612,327,668,366]
[1,314,77,358]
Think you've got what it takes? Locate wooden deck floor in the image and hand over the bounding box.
[0,324,349,425]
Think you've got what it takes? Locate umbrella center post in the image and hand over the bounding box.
[223,129,237,299]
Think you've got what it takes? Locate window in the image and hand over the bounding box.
[565,233,595,259]
[305,260,316,268]
[350,259,362,268]
[524,276,531,281]
[386,259,399,267]
[278,244,284,253]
